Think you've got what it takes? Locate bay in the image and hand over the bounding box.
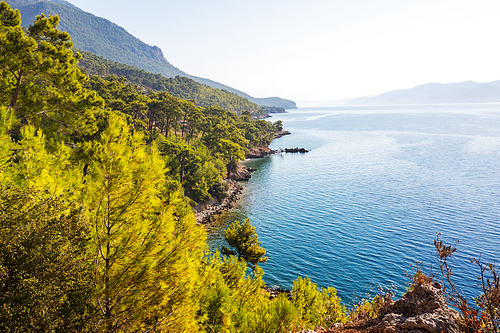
[207,104,500,305]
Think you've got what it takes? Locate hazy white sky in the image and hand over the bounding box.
[68,0,500,103]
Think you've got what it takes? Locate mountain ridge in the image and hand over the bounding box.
[345,80,500,105]
[5,0,297,109]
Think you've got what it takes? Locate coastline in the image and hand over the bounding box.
[194,129,291,226]
[194,180,243,225]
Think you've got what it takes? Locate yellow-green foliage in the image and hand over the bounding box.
[198,253,269,333]
[244,294,301,333]
[348,293,390,322]
[197,252,348,333]
[87,113,206,332]
[221,219,268,267]
[0,107,84,195]
[292,277,348,328]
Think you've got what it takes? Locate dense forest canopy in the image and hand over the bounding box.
[0,4,351,332]
[78,50,268,115]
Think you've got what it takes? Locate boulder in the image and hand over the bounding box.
[371,282,460,333]
[285,147,309,153]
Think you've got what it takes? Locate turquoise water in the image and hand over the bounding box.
[207,104,500,305]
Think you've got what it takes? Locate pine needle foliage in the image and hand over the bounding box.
[221,218,268,267]
[292,277,347,328]
[87,113,206,332]
[0,1,104,139]
[0,187,95,332]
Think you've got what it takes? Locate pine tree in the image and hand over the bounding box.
[0,1,104,139]
[217,138,245,179]
[87,113,206,332]
[221,218,268,267]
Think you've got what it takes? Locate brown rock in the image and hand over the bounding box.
[229,164,252,181]
[245,145,273,159]
[274,130,291,139]
[371,282,459,333]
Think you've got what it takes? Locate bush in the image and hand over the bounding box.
[292,277,348,328]
[435,233,500,333]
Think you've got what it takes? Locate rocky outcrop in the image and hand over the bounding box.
[229,164,253,181]
[246,146,273,159]
[285,147,309,153]
[275,130,291,138]
[307,282,460,333]
[371,282,459,333]
[194,180,243,225]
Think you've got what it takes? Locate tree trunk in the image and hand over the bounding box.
[9,70,23,109]
[180,158,185,183]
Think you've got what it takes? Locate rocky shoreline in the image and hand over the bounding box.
[194,180,243,225]
[195,129,307,225]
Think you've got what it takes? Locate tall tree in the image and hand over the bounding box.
[217,138,245,179]
[0,2,104,138]
[160,136,200,184]
[87,113,205,332]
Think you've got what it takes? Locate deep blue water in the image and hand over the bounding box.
[207,104,500,305]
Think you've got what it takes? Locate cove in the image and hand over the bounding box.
[207,104,500,305]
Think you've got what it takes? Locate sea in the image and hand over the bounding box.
[206,103,500,305]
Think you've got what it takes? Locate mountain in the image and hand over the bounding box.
[346,81,500,105]
[5,0,296,109]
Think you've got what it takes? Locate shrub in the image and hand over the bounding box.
[292,277,348,328]
[435,233,500,333]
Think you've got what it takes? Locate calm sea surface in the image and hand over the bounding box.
[207,104,500,305]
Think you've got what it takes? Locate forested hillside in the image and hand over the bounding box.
[78,50,267,115]
[4,0,297,109]
[6,0,184,76]
[0,4,348,331]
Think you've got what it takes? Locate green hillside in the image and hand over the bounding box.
[5,0,297,109]
[6,0,184,77]
[78,51,266,115]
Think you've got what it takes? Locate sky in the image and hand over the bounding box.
[68,0,500,104]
